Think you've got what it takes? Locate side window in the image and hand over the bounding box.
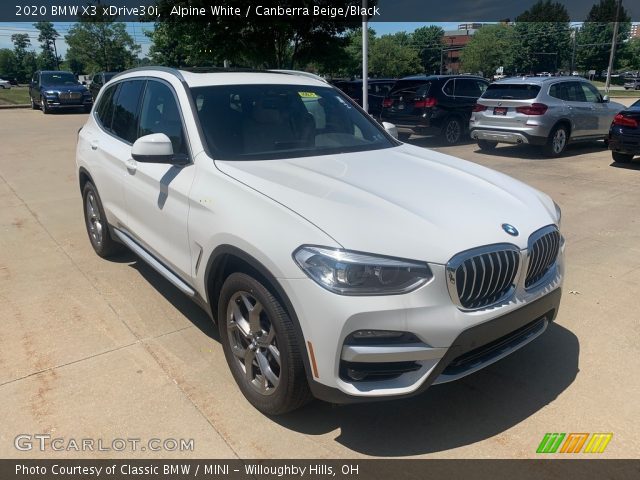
[564,82,587,102]
[476,80,488,95]
[111,80,145,144]
[455,79,483,97]
[95,83,118,132]
[580,82,601,103]
[138,81,188,155]
[549,83,561,99]
[443,80,454,96]
[93,74,102,85]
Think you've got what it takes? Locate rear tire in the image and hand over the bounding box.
[398,132,411,142]
[442,116,463,145]
[612,151,634,163]
[82,182,122,258]
[477,140,498,151]
[30,96,38,110]
[543,124,569,157]
[218,272,312,415]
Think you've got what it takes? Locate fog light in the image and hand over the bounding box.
[346,368,368,381]
[352,330,404,339]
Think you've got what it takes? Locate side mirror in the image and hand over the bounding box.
[602,94,610,103]
[381,121,398,139]
[131,133,188,165]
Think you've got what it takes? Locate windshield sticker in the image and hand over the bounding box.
[298,91,319,98]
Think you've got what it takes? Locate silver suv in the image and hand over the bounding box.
[469,76,624,156]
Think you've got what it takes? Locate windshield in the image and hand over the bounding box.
[191,84,396,160]
[41,72,78,86]
[483,83,541,100]
[104,73,116,82]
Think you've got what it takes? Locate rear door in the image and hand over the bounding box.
[82,81,135,227]
[452,78,488,118]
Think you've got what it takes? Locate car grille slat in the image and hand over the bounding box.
[447,245,520,310]
[525,227,561,288]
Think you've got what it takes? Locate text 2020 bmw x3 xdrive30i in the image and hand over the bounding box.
[76,67,564,414]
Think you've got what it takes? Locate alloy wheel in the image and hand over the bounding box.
[85,191,103,246]
[227,291,281,396]
[552,128,566,154]
[445,119,461,144]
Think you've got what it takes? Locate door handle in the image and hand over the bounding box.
[125,158,137,172]
[90,141,98,150]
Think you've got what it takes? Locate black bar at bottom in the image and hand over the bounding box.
[1,459,638,480]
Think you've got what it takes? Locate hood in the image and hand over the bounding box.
[215,144,558,264]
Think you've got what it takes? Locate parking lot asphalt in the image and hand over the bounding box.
[1,103,639,459]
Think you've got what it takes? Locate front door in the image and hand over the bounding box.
[124,79,195,280]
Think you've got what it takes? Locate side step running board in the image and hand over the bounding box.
[113,228,196,297]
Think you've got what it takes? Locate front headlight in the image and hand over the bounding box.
[44,90,56,96]
[554,201,562,228]
[293,246,432,295]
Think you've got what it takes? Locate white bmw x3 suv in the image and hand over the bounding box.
[76,67,564,414]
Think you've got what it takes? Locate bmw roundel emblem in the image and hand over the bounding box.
[502,223,519,236]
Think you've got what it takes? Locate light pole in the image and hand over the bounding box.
[604,0,621,93]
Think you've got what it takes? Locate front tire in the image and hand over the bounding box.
[41,96,50,114]
[82,182,122,258]
[442,116,463,145]
[218,272,311,415]
[544,124,569,157]
[612,151,634,163]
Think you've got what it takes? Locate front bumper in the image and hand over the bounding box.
[43,96,92,109]
[281,248,564,403]
[310,287,561,404]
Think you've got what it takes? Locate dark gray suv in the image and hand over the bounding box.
[469,76,625,156]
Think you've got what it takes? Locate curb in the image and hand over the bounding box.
[0,104,31,109]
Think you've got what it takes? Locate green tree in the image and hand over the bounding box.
[369,33,421,78]
[337,27,377,77]
[619,37,640,70]
[412,26,444,74]
[148,0,365,69]
[11,33,34,82]
[514,0,571,73]
[461,24,519,76]
[65,21,140,73]
[33,21,59,70]
[576,0,631,75]
[0,49,19,80]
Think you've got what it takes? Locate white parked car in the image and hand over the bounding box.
[0,78,11,89]
[76,67,564,414]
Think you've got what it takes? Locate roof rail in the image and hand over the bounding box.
[111,66,184,82]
